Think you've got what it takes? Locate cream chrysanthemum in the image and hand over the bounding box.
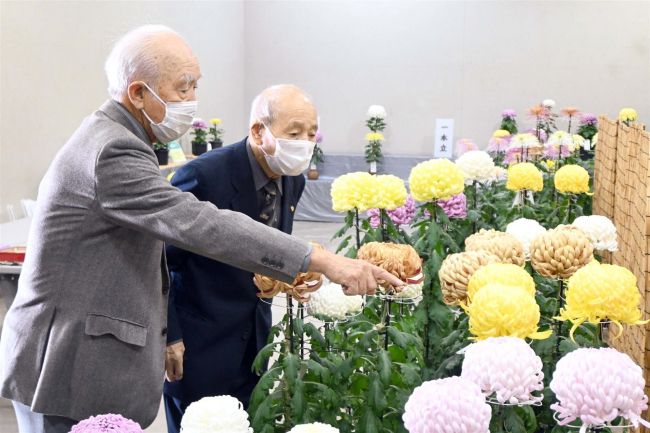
[288,422,340,433]
[571,215,617,252]
[181,396,253,433]
[455,151,496,183]
[505,218,547,259]
[307,282,364,320]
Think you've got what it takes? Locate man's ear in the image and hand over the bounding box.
[250,122,265,145]
[127,81,146,110]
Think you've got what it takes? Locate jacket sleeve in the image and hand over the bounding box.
[94,137,311,283]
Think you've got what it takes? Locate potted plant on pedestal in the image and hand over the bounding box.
[191,118,209,156]
[209,118,225,149]
[153,141,169,165]
[365,105,386,174]
[307,130,324,180]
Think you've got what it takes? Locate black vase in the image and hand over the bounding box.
[210,139,223,149]
[154,149,169,166]
[192,141,208,156]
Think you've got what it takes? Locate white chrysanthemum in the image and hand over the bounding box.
[381,282,423,299]
[461,337,544,405]
[547,131,575,151]
[551,348,648,429]
[508,133,541,150]
[367,105,387,119]
[543,99,556,108]
[455,151,496,184]
[307,282,364,320]
[506,218,547,259]
[571,215,617,252]
[288,422,340,433]
[572,134,585,150]
[403,377,491,433]
[181,396,252,433]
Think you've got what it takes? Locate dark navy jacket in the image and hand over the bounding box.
[163,138,305,404]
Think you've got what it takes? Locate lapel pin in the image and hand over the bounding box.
[290,206,295,212]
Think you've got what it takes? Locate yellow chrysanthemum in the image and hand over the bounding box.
[209,118,222,125]
[330,172,379,212]
[554,164,590,194]
[542,160,556,170]
[467,263,536,301]
[558,263,647,339]
[492,129,511,138]
[365,132,385,142]
[506,163,543,192]
[375,175,407,210]
[464,283,551,341]
[618,108,638,122]
[408,159,465,201]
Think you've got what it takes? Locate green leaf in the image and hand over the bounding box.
[283,353,299,387]
[378,349,391,385]
[504,407,527,433]
[251,341,279,374]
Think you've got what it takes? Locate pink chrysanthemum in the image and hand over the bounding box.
[70,414,144,433]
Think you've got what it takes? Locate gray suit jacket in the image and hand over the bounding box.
[0,100,310,427]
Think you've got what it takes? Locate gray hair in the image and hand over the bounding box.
[104,25,181,100]
[249,84,313,128]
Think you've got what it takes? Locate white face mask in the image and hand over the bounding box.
[141,83,197,143]
[261,124,315,176]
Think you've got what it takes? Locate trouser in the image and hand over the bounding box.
[163,332,261,433]
[11,400,78,433]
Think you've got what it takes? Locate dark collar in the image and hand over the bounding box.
[99,100,151,145]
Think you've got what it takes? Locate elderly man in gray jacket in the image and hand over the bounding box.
[0,25,401,433]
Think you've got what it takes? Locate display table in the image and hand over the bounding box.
[294,154,430,222]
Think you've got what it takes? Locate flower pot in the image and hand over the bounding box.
[192,141,208,156]
[210,139,223,150]
[154,149,169,166]
[369,161,378,175]
[307,167,319,180]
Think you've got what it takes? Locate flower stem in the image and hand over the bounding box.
[555,279,566,362]
[286,294,295,354]
[354,208,361,249]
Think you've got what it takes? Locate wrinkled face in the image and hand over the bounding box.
[253,93,318,155]
[128,35,201,130]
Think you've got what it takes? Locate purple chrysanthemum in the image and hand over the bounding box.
[501,109,517,119]
[70,414,144,433]
[437,192,467,219]
[192,119,208,130]
[367,195,416,227]
[488,135,511,153]
[315,130,324,144]
[579,113,598,126]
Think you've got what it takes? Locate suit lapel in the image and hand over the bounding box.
[230,141,259,220]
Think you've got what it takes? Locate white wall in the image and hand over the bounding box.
[244,0,650,155]
[0,0,245,222]
[1,0,649,222]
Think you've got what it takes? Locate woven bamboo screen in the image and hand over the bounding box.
[593,116,650,401]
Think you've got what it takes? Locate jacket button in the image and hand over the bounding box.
[161,327,168,336]
[162,286,169,295]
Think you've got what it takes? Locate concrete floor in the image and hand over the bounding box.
[0,221,340,433]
